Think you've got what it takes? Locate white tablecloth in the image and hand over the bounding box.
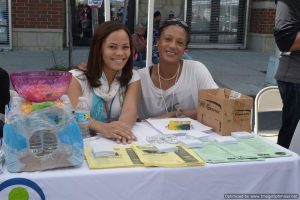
[1,123,300,200]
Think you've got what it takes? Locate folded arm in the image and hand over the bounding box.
[274,0,300,52]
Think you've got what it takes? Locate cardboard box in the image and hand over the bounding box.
[197,88,253,136]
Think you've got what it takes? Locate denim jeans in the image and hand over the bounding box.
[277,80,300,148]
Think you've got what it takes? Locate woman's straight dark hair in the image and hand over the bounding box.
[86,21,133,88]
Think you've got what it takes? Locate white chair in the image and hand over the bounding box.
[254,86,283,137]
[289,120,300,155]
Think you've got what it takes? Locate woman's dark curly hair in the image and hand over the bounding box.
[158,19,191,47]
[86,21,133,88]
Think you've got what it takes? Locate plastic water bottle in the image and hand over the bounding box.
[60,95,74,121]
[7,96,23,124]
[75,96,90,138]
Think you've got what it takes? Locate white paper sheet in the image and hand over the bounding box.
[146,118,212,136]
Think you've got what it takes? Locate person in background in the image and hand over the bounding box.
[137,19,218,120]
[274,0,300,148]
[0,67,10,138]
[150,11,163,64]
[67,21,141,144]
[144,10,161,42]
[132,24,147,68]
[168,11,175,20]
[153,10,162,33]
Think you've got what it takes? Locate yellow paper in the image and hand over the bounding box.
[84,147,143,169]
[131,144,205,167]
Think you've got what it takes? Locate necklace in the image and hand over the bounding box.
[157,62,181,113]
[157,63,180,81]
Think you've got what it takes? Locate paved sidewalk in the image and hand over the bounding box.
[0,48,274,96]
[188,49,274,96]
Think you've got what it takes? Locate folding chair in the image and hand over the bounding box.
[254,86,283,138]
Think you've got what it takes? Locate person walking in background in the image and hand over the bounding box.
[132,24,147,68]
[151,11,163,64]
[167,11,175,20]
[67,21,141,144]
[153,10,162,33]
[144,10,161,43]
[138,19,217,120]
[274,0,300,148]
[0,67,10,138]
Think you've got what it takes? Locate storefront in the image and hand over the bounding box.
[188,0,248,49]
[70,0,248,49]
[71,0,136,46]
[0,0,11,50]
[3,0,267,51]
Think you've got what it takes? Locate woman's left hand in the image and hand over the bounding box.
[90,119,136,144]
[109,121,137,144]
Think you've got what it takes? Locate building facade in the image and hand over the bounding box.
[11,0,65,50]
[0,0,276,53]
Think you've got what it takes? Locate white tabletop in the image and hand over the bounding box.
[1,122,300,200]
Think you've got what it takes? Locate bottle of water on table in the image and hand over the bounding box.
[61,95,74,122]
[7,96,23,124]
[75,96,91,138]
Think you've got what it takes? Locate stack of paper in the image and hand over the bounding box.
[218,142,263,159]
[187,130,210,141]
[238,137,292,158]
[92,146,115,157]
[146,118,211,136]
[153,143,178,153]
[231,131,255,139]
[90,140,115,157]
[179,138,204,148]
[214,136,237,144]
[84,147,143,169]
[193,142,238,163]
[131,144,205,167]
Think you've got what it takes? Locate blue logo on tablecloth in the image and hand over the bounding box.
[0,178,45,200]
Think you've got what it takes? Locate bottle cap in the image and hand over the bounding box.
[60,95,70,101]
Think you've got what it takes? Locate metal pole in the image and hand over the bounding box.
[92,7,99,34]
[135,0,139,24]
[146,0,154,68]
[67,0,73,69]
[243,0,250,49]
[104,0,111,21]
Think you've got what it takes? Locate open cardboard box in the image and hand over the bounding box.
[197,88,253,136]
